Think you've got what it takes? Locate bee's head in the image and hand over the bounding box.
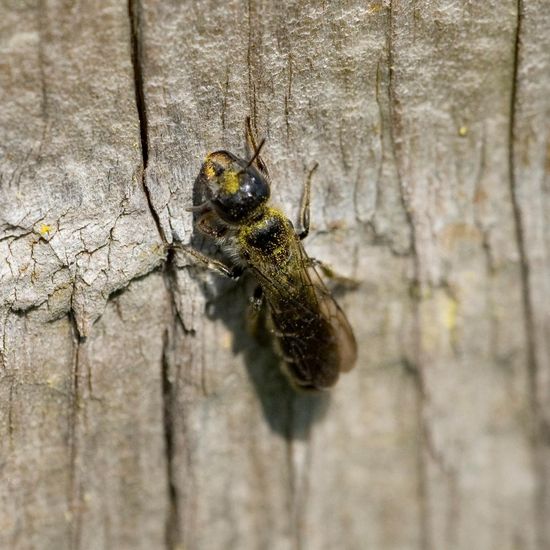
[199,150,270,224]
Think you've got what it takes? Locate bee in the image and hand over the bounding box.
[183,120,357,390]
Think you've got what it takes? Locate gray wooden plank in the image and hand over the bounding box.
[0,1,168,548]
[1,1,548,548]
[388,1,537,548]
[510,1,550,547]
[139,2,421,548]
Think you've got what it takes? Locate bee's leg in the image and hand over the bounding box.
[298,162,318,240]
[308,257,360,288]
[247,286,273,344]
[195,211,228,239]
[249,285,264,312]
[245,116,269,176]
[173,244,244,280]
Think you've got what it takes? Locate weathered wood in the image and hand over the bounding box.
[0,1,167,548]
[1,1,549,549]
[511,2,550,547]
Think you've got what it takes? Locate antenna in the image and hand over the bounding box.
[242,138,266,172]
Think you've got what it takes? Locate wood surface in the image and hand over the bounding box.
[1,1,549,549]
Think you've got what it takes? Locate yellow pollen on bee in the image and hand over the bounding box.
[204,162,215,180]
[221,171,240,194]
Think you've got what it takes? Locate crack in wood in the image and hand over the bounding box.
[162,328,179,550]
[387,3,431,548]
[246,0,258,129]
[128,0,165,244]
[128,4,183,549]
[68,311,84,550]
[507,1,549,548]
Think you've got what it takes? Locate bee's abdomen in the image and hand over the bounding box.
[271,307,341,390]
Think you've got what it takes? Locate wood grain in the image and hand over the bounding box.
[1,1,549,549]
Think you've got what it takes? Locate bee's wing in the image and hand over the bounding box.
[304,259,358,373]
[250,240,357,374]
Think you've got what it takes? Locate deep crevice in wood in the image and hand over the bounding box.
[68,310,83,550]
[162,328,179,550]
[128,0,165,243]
[128,3,180,548]
[507,1,548,548]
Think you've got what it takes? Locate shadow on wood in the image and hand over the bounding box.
[187,220,330,440]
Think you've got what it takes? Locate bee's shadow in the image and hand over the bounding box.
[186,174,330,441]
[201,269,331,441]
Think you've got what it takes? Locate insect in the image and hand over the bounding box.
[183,120,357,390]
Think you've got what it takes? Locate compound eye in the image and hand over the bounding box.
[241,170,269,199]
